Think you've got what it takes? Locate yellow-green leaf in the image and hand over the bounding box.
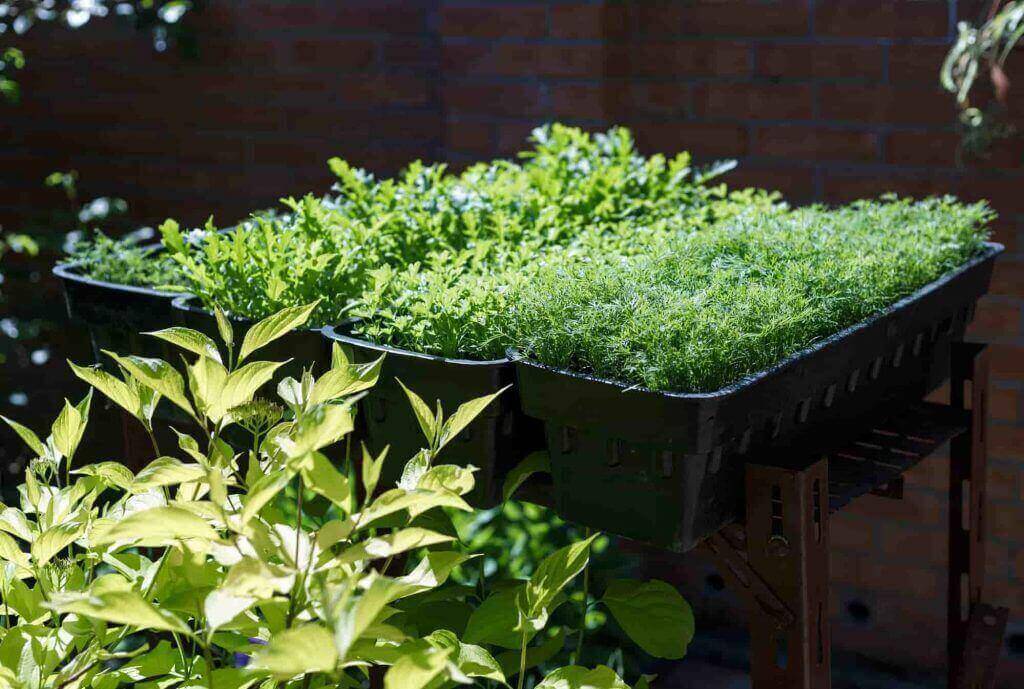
[601,579,694,659]
[131,457,205,493]
[91,506,218,547]
[384,645,452,689]
[1,415,45,456]
[0,531,31,578]
[105,352,194,418]
[69,362,142,420]
[48,575,191,634]
[238,301,319,363]
[31,521,85,568]
[397,379,436,446]
[145,327,222,363]
[437,386,509,451]
[249,624,337,679]
[535,665,630,689]
[73,462,135,491]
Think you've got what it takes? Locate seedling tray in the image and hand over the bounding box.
[323,325,545,506]
[53,259,180,367]
[512,242,1003,552]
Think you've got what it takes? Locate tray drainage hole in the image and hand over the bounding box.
[823,384,837,409]
[795,398,811,424]
[372,398,388,423]
[708,447,723,474]
[847,600,871,625]
[870,356,883,380]
[893,343,905,368]
[913,332,925,356]
[660,451,674,478]
[607,439,625,467]
[561,426,577,454]
[847,369,860,393]
[705,573,726,592]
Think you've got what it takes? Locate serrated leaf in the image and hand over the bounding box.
[91,506,218,547]
[535,665,630,689]
[503,452,550,502]
[105,352,194,418]
[145,327,222,363]
[397,379,436,446]
[602,579,694,659]
[437,386,509,451]
[1,415,45,457]
[238,301,319,364]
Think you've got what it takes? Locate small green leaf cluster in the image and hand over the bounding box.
[63,230,184,289]
[161,124,738,328]
[0,304,692,689]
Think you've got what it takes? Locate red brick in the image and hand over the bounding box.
[721,163,816,201]
[991,343,1024,381]
[989,259,1024,298]
[551,3,629,40]
[339,74,432,107]
[887,130,960,167]
[610,41,751,78]
[757,43,884,80]
[694,82,813,120]
[443,80,546,117]
[445,119,494,156]
[991,388,1021,423]
[755,125,879,162]
[814,0,950,38]
[889,44,957,84]
[292,38,377,69]
[443,42,604,78]
[989,498,1024,540]
[552,83,608,121]
[819,85,956,126]
[329,3,431,34]
[381,39,439,68]
[820,171,959,204]
[440,4,548,39]
[631,121,750,158]
[611,82,692,118]
[629,1,811,38]
[495,121,545,155]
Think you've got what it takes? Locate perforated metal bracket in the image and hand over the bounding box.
[953,603,1009,689]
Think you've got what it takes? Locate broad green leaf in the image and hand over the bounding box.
[497,628,566,679]
[279,403,353,456]
[634,674,657,689]
[356,489,470,530]
[310,355,383,404]
[216,361,286,419]
[524,534,599,620]
[361,444,389,499]
[383,645,452,689]
[0,531,31,578]
[145,327,222,363]
[206,557,295,631]
[30,521,85,568]
[73,462,135,491]
[131,456,205,493]
[187,355,228,421]
[51,397,86,460]
[1,415,45,456]
[393,551,473,597]
[418,464,476,496]
[105,352,194,417]
[301,451,351,509]
[502,452,550,502]
[425,629,505,683]
[535,665,630,689]
[91,506,218,547]
[238,301,319,363]
[334,528,453,566]
[48,575,191,634]
[465,586,529,650]
[437,386,509,450]
[0,507,34,542]
[397,379,436,446]
[214,305,234,349]
[398,450,431,492]
[602,580,694,659]
[331,575,405,661]
[239,470,292,527]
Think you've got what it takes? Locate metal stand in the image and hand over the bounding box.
[700,344,1007,689]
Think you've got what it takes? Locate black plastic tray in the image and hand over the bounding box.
[53,259,181,366]
[512,243,1004,552]
[322,325,545,506]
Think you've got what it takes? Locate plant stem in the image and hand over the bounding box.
[516,632,528,689]
[573,527,593,664]
[286,476,305,627]
[201,642,216,689]
[145,425,160,459]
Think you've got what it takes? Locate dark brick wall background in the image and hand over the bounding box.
[2,1,1023,686]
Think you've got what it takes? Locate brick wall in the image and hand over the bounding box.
[2,1,1023,686]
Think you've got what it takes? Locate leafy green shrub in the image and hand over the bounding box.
[63,229,184,289]
[0,304,692,688]
[507,196,993,392]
